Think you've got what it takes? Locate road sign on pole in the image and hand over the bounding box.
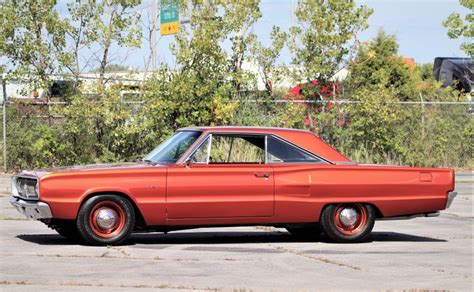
[160,0,179,36]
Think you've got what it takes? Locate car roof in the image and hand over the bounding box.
[179,126,310,133]
[178,126,351,163]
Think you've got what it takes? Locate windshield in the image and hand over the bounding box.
[143,131,202,163]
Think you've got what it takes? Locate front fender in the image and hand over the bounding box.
[38,168,167,225]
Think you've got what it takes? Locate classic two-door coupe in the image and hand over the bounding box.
[10,126,457,245]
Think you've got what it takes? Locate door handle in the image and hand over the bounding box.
[255,172,269,178]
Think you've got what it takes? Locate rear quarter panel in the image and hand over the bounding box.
[273,164,454,222]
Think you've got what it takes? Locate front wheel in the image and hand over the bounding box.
[77,195,135,246]
[320,203,375,243]
[47,219,80,242]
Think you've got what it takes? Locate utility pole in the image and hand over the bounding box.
[2,78,7,173]
[150,0,158,71]
[291,0,294,27]
[419,92,425,138]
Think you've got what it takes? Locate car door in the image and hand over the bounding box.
[166,133,274,219]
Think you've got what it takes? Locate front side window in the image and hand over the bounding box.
[143,131,202,163]
[190,134,265,164]
[191,136,211,164]
[187,133,325,165]
[267,136,323,163]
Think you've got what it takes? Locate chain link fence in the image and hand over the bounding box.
[1,80,473,172]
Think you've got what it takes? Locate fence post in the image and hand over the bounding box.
[2,78,7,173]
[419,92,425,138]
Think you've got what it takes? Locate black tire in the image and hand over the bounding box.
[320,203,375,243]
[47,219,80,242]
[76,195,135,246]
[286,224,322,238]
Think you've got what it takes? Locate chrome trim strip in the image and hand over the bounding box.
[206,134,212,164]
[10,197,52,219]
[264,135,268,164]
[379,212,440,220]
[446,191,457,208]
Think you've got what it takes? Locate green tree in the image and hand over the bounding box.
[58,83,152,163]
[90,0,142,87]
[224,0,262,92]
[347,30,420,101]
[141,0,263,139]
[337,30,473,167]
[287,0,372,132]
[289,0,372,84]
[248,26,288,96]
[345,86,405,163]
[63,0,99,86]
[0,0,70,93]
[443,0,474,59]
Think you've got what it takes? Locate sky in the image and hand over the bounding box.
[357,0,468,62]
[126,0,469,70]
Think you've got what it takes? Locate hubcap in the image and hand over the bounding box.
[89,200,126,238]
[96,208,116,229]
[339,207,358,227]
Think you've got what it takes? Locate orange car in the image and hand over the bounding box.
[10,126,456,245]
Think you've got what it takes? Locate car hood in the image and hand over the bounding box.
[16,162,169,178]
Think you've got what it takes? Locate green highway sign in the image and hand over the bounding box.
[160,0,179,35]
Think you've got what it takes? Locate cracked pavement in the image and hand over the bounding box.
[0,173,472,291]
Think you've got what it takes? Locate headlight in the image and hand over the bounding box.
[12,177,39,200]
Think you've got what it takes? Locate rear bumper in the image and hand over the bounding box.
[10,197,52,219]
[446,191,457,209]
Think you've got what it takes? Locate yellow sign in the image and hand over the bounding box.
[160,21,179,36]
[160,0,179,36]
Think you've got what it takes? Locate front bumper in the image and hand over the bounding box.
[446,191,457,209]
[10,197,52,219]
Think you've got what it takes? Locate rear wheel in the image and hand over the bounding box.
[77,195,135,246]
[320,203,375,243]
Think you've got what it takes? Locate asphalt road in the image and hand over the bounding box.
[0,173,472,291]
